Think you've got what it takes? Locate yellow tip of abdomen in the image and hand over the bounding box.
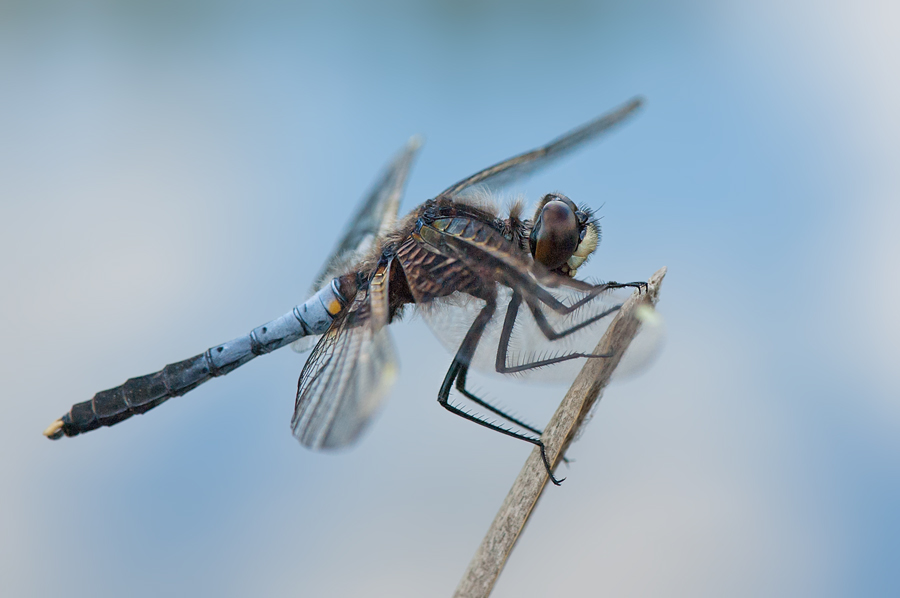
[43,419,64,439]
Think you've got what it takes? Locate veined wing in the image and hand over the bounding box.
[437,98,642,200]
[293,136,421,354]
[292,138,413,447]
[292,291,398,449]
[310,136,422,294]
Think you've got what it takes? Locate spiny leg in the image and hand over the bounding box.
[441,233,611,315]
[524,295,621,342]
[438,299,565,485]
[439,225,647,316]
[478,289,620,465]
[455,363,573,465]
[549,276,648,295]
[455,365,542,436]
[515,274,646,316]
[451,288,617,465]
[493,290,616,375]
[496,265,621,316]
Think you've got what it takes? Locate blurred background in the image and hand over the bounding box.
[1,1,898,596]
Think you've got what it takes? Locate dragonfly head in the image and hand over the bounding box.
[529,193,599,277]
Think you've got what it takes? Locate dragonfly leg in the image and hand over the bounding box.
[440,233,611,315]
[524,296,621,341]
[503,268,627,316]
[455,365,542,436]
[455,365,573,466]
[439,222,646,316]
[438,299,565,485]
[605,280,648,293]
[520,276,639,316]
[550,276,647,294]
[494,291,615,376]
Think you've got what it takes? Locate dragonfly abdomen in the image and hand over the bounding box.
[44,279,349,440]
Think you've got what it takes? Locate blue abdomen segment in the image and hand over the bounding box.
[46,280,347,439]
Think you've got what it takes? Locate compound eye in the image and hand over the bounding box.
[530,200,579,270]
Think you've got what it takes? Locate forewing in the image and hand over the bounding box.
[437,98,642,200]
[293,136,421,354]
[291,293,398,449]
[309,136,422,294]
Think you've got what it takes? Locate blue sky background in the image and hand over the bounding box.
[1,1,898,596]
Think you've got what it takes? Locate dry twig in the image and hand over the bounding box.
[454,267,668,598]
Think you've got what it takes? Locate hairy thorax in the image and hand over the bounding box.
[339,197,533,324]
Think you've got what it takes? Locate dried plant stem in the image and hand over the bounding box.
[453,267,668,598]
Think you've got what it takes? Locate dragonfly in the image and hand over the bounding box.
[44,98,647,485]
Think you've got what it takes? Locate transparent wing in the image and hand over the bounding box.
[437,98,642,200]
[611,301,666,381]
[418,282,660,383]
[289,333,323,355]
[291,293,398,450]
[292,136,422,354]
[309,135,423,294]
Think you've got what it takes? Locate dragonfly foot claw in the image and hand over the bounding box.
[539,442,565,486]
[608,280,648,294]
